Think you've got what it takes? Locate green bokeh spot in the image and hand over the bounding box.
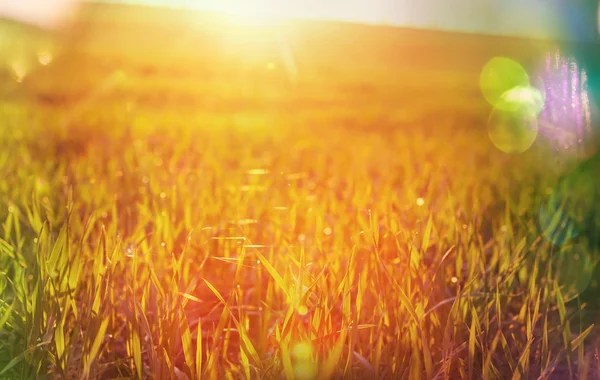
[487,106,538,154]
[539,164,599,246]
[554,243,596,303]
[480,57,531,111]
[497,85,545,118]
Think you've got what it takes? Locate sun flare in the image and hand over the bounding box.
[223,1,290,26]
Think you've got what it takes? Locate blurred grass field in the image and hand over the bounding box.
[2,2,600,379]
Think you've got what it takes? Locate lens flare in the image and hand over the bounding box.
[297,304,308,315]
[480,57,530,111]
[537,49,591,153]
[37,51,53,66]
[11,61,29,83]
[292,342,317,380]
[533,75,547,105]
[293,361,318,380]
[553,244,596,303]
[539,156,600,302]
[499,85,545,117]
[292,342,313,361]
[0,0,78,84]
[487,87,541,154]
[540,158,599,246]
[0,23,54,83]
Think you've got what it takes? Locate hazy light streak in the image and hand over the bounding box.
[538,48,591,152]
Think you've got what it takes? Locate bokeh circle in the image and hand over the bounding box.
[480,57,531,110]
[487,86,542,153]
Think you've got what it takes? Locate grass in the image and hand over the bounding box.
[1,3,600,379]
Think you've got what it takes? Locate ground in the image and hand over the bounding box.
[0,3,600,379]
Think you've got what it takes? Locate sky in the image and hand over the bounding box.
[2,0,599,41]
[95,0,599,41]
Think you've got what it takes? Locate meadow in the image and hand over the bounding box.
[1,3,600,379]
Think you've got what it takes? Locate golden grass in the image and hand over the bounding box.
[0,3,599,379]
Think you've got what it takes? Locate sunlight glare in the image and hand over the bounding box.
[297,304,308,315]
[500,85,544,117]
[37,51,53,66]
[0,0,78,30]
[224,0,289,26]
[11,61,28,83]
[0,0,77,83]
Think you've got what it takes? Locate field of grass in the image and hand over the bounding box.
[2,3,600,379]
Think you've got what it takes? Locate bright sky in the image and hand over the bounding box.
[0,0,78,29]
[1,0,598,40]
[97,0,599,40]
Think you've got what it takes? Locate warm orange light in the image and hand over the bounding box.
[297,304,308,315]
[0,0,78,30]
[224,1,290,26]
[292,342,313,361]
[37,51,54,66]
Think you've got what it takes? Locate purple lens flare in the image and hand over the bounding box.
[538,48,591,155]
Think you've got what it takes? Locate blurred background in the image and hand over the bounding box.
[3,0,599,153]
